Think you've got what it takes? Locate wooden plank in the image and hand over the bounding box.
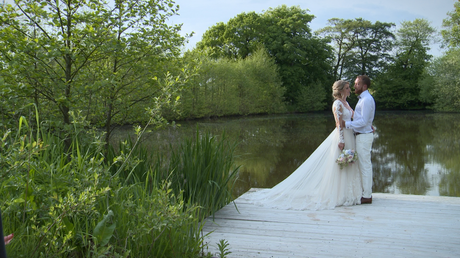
[202,191,460,258]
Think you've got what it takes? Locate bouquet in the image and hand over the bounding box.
[336,149,358,169]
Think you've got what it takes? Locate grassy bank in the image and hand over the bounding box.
[0,116,238,257]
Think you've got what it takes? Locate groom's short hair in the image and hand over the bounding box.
[357,75,371,88]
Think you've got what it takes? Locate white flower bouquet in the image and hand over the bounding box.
[336,149,358,169]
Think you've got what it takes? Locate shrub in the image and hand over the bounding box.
[0,115,205,257]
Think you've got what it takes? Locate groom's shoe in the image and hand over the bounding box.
[361,196,372,204]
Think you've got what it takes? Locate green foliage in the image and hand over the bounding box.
[0,0,187,146]
[317,18,395,81]
[316,18,361,80]
[296,81,327,112]
[417,77,436,107]
[348,20,395,79]
[373,19,435,109]
[107,182,203,257]
[93,210,116,247]
[216,239,232,258]
[197,5,334,107]
[441,1,460,48]
[0,112,236,257]
[180,48,286,118]
[153,130,240,219]
[429,49,460,112]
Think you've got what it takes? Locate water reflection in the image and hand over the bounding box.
[111,111,460,198]
[372,112,460,197]
[430,113,460,196]
[372,112,433,195]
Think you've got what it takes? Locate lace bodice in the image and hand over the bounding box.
[333,100,353,143]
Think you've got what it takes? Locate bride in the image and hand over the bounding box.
[243,80,362,210]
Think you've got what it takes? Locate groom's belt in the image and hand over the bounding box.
[354,132,372,136]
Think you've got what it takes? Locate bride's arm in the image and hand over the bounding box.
[333,101,345,151]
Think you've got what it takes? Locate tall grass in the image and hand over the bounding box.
[159,130,239,219]
[108,128,240,220]
[0,113,237,257]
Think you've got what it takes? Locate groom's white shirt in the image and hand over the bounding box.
[345,90,375,134]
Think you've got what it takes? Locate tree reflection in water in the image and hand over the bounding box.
[372,112,433,195]
[111,111,460,198]
[373,112,460,196]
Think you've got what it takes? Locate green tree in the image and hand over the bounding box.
[180,48,286,118]
[197,11,263,60]
[0,0,187,147]
[344,19,395,80]
[373,19,435,109]
[316,18,360,80]
[441,1,460,48]
[0,0,110,130]
[430,49,460,111]
[80,0,186,146]
[317,18,395,81]
[197,5,333,108]
[428,1,460,112]
[262,5,333,107]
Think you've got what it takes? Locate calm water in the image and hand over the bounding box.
[113,111,460,198]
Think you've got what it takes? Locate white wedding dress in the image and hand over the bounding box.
[242,100,362,210]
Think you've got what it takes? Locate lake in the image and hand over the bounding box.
[112,111,460,198]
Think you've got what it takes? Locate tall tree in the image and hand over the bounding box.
[262,5,333,106]
[373,19,435,109]
[344,19,395,79]
[197,5,333,108]
[89,0,186,145]
[428,1,460,112]
[197,12,262,59]
[0,0,109,128]
[430,49,460,111]
[316,18,360,80]
[317,18,395,81]
[0,0,187,146]
[441,1,460,48]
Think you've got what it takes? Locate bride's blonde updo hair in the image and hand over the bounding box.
[332,80,349,100]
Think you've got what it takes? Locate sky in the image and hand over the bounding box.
[169,0,458,57]
[1,0,456,56]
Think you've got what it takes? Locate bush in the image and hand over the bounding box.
[0,116,206,257]
[157,131,239,219]
[179,48,286,119]
[296,82,327,112]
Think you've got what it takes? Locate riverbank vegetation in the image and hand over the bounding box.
[0,0,459,257]
[1,108,238,257]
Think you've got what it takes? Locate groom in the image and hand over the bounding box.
[344,75,375,204]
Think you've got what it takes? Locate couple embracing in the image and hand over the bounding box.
[245,75,375,210]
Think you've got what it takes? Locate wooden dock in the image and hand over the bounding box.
[202,189,460,257]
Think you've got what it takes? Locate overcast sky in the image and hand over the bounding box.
[170,0,458,56]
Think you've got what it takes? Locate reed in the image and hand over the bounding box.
[0,114,224,257]
[153,130,240,220]
[109,128,240,221]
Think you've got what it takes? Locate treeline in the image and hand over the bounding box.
[1,3,459,143]
[195,4,460,112]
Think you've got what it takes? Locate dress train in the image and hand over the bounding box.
[242,125,362,210]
